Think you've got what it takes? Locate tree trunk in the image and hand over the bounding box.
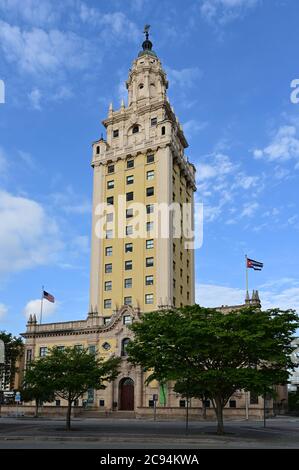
[35,399,39,418]
[214,397,225,435]
[66,399,72,431]
[202,399,207,420]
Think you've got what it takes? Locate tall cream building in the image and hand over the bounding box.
[21,31,279,418]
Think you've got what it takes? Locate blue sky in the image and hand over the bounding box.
[0,0,299,335]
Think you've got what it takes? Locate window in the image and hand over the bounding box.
[173,192,175,201]
[151,117,157,126]
[102,342,111,350]
[121,338,130,356]
[173,261,176,271]
[127,159,134,169]
[126,208,133,218]
[179,400,186,408]
[125,243,133,253]
[146,239,154,249]
[250,393,259,405]
[145,275,154,286]
[146,221,154,232]
[106,229,113,239]
[229,400,236,408]
[39,347,47,357]
[173,176,175,185]
[124,296,132,306]
[124,278,132,288]
[105,246,112,256]
[105,281,112,291]
[106,212,113,222]
[126,225,133,236]
[173,297,176,306]
[147,154,154,164]
[96,146,100,154]
[126,175,134,185]
[56,346,64,351]
[146,204,154,214]
[103,317,111,325]
[180,268,183,277]
[107,180,114,189]
[123,315,132,325]
[126,192,134,201]
[173,279,176,288]
[146,257,154,267]
[125,260,132,270]
[105,263,112,273]
[173,243,176,252]
[146,187,154,197]
[187,259,190,268]
[148,400,154,408]
[104,299,111,309]
[26,349,32,362]
[108,164,114,174]
[180,286,183,295]
[161,126,166,135]
[187,275,189,284]
[113,129,119,138]
[99,399,105,407]
[107,196,114,205]
[145,293,154,304]
[180,251,183,261]
[146,170,154,180]
[204,400,210,408]
[132,125,139,134]
[55,400,61,407]
[187,292,190,301]
[88,345,96,355]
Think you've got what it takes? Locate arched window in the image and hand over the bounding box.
[132,125,139,134]
[121,338,130,356]
[96,146,100,154]
[139,84,144,89]
[161,126,166,136]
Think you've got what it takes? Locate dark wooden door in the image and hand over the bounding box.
[120,378,134,410]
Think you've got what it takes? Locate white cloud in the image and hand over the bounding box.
[241,201,259,217]
[0,0,60,26]
[200,0,259,25]
[28,87,41,110]
[254,125,299,167]
[166,67,203,89]
[49,186,91,214]
[24,298,57,320]
[0,303,8,318]
[196,281,299,313]
[0,20,95,75]
[183,120,208,139]
[196,153,236,182]
[0,190,63,276]
[17,150,36,170]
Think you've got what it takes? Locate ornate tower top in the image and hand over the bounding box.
[138,24,157,58]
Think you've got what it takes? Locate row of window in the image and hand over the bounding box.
[105,240,154,256]
[107,154,154,174]
[104,294,154,309]
[106,187,154,205]
[107,170,154,189]
[104,275,154,291]
[105,257,154,273]
[106,223,155,238]
[109,122,165,140]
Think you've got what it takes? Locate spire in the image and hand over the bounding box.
[245,291,250,304]
[108,102,113,117]
[138,25,157,58]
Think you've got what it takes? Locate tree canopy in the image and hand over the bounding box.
[24,346,121,429]
[0,331,23,390]
[127,305,298,434]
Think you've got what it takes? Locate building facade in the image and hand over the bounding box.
[20,31,283,419]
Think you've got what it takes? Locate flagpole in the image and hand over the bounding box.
[245,255,249,295]
[40,285,44,324]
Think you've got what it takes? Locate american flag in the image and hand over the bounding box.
[43,290,55,303]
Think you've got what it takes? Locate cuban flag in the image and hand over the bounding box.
[247,258,263,271]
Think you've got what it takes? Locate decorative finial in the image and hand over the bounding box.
[121,98,125,109]
[144,24,150,40]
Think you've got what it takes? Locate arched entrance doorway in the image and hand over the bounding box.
[119,377,134,410]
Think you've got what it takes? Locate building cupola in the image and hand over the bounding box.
[138,25,157,58]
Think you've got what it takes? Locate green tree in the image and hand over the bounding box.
[24,346,121,430]
[0,331,23,390]
[127,305,298,434]
[21,362,55,417]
